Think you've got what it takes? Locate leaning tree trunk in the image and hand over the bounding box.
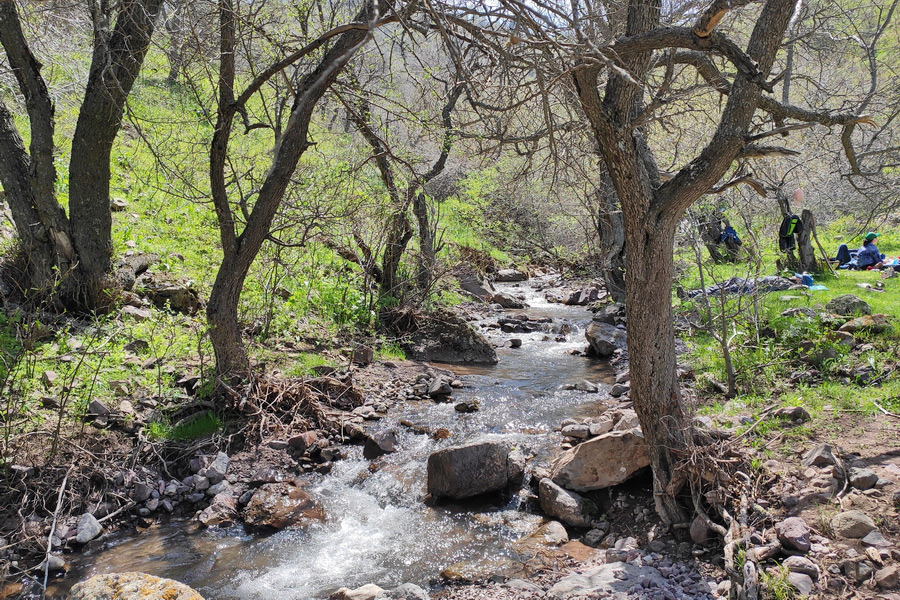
[207,256,252,378]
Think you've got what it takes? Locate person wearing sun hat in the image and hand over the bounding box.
[857,232,884,269]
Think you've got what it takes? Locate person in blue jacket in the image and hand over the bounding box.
[857,232,884,269]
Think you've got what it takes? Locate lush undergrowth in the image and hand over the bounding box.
[680,231,900,454]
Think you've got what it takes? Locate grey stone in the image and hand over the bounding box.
[574,380,598,393]
[774,406,811,423]
[199,451,230,484]
[330,584,384,600]
[826,294,871,316]
[75,513,102,544]
[546,562,666,599]
[690,515,711,544]
[502,579,542,593]
[784,555,820,581]
[206,480,233,497]
[364,430,399,460]
[376,583,430,600]
[831,510,876,538]
[491,292,526,309]
[428,377,452,398]
[801,443,837,468]
[426,440,521,500]
[538,478,593,527]
[609,383,629,398]
[131,482,153,502]
[776,517,811,553]
[585,322,627,358]
[862,530,892,548]
[494,268,527,282]
[561,424,590,439]
[849,467,879,490]
[787,573,813,596]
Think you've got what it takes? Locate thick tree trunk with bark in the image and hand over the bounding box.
[623,208,689,526]
[413,191,437,293]
[0,0,162,309]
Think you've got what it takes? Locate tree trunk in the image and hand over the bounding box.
[207,256,252,378]
[413,191,436,293]
[380,207,414,301]
[68,0,164,308]
[797,209,817,272]
[623,206,690,527]
[596,180,626,302]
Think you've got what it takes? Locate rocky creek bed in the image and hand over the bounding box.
[5,276,900,600]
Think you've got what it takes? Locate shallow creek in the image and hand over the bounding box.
[52,281,618,599]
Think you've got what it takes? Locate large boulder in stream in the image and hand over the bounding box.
[585,322,627,358]
[241,481,325,530]
[457,267,494,301]
[493,268,528,282]
[68,572,204,600]
[404,311,498,364]
[550,429,649,492]
[427,440,525,501]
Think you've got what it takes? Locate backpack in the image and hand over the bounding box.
[778,214,803,252]
[720,226,742,246]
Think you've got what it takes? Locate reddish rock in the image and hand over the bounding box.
[242,482,325,530]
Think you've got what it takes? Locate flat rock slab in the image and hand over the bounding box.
[547,561,666,599]
[426,440,521,500]
[69,572,204,600]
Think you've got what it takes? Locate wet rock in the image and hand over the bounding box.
[539,478,593,528]
[68,572,204,600]
[242,482,325,530]
[197,492,237,526]
[44,553,66,572]
[574,380,598,393]
[288,431,319,453]
[831,510,876,538]
[826,294,871,316]
[784,555,820,581]
[609,383,629,398]
[564,288,601,306]
[454,400,480,413]
[584,322,627,358]
[509,338,522,348]
[428,376,452,398]
[839,314,893,334]
[75,513,102,544]
[491,292,526,309]
[849,467,879,490]
[405,311,498,364]
[376,583,430,600]
[330,584,384,600]
[426,440,522,501]
[364,430,399,459]
[802,443,837,468]
[494,268,527,282]
[199,452,230,485]
[550,430,649,492]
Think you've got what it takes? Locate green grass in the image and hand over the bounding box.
[146,411,223,441]
[376,342,407,361]
[284,352,337,377]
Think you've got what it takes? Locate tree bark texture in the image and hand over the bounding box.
[574,0,796,527]
[596,180,626,302]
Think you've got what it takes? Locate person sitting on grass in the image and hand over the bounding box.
[857,232,885,269]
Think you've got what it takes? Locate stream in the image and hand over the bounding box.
[50,279,619,599]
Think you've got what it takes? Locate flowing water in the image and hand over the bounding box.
[50,280,618,599]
